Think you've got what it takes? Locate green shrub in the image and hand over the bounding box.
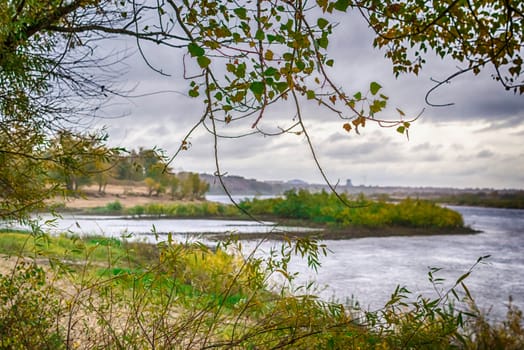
[0,262,64,349]
[127,204,145,216]
[105,200,123,211]
[239,190,465,229]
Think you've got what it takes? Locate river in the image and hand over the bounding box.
[272,206,524,321]
[5,203,523,321]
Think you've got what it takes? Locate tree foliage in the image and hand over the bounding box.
[1,1,522,215]
[115,148,209,199]
[360,0,524,95]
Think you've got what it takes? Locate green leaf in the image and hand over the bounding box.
[306,90,315,100]
[455,272,470,285]
[334,0,350,12]
[326,59,334,67]
[275,82,288,93]
[370,81,382,95]
[235,63,246,78]
[283,52,293,61]
[318,36,329,49]
[255,29,264,41]
[188,89,199,98]
[249,81,265,96]
[188,43,205,57]
[264,67,278,76]
[396,126,405,134]
[197,56,211,68]
[317,18,329,29]
[233,8,247,19]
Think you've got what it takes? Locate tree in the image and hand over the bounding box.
[358,0,524,98]
[0,1,130,219]
[46,131,117,193]
[1,0,522,217]
[168,175,180,200]
[189,172,209,200]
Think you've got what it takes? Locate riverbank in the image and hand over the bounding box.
[204,224,478,241]
[50,184,195,209]
[1,230,522,349]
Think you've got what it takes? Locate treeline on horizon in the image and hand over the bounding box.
[431,191,524,209]
[46,133,208,200]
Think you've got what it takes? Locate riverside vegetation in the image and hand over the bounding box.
[1,228,523,349]
[81,190,472,239]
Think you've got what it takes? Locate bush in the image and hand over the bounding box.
[105,200,123,212]
[127,204,145,216]
[0,262,64,349]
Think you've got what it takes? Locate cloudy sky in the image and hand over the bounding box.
[95,11,524,190]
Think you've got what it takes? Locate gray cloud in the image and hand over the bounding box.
[88,9,523,189]
[476,149,495,158]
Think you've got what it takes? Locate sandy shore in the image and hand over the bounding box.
[52,184,192,209]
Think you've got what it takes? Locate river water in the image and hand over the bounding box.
[5,204,523,321]
[274,206,524,321]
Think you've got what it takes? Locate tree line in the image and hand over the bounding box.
[45,132,208,200]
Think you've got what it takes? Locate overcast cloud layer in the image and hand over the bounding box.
[96,12,524,190]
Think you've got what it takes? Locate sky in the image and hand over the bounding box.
[94,10,524,190]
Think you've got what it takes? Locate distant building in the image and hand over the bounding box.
[287,179,308,186]
[346,179,353,187]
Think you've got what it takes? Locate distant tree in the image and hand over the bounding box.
[116,150,145,182]
[189,173,209,200]
[168,176,180,200]
[179,174,194,200]
[46,131,117,194]
[93,156,117,194]
[144,177,164,197]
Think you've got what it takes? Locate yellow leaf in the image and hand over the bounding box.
[264,50,274,61]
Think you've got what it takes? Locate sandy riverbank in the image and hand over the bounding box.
[52,184,198,209]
